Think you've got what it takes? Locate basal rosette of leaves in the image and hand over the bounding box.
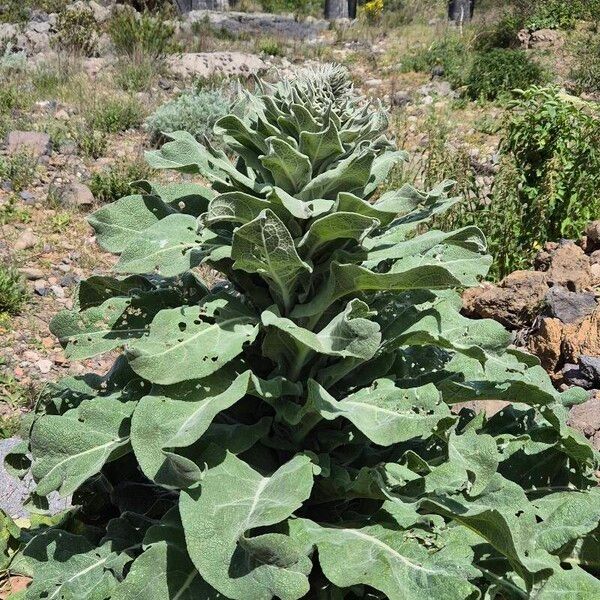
[3,65,600,599]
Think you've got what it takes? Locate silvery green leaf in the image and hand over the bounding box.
[260,137,312,193]
[232,209,312,312]
[448,429,499,496]
[30,393,138,497]
[133,180,216,216]
[145,130,260,193]
[126,295,259,385]
[532,489,600,554]
[115,213,202,277]
[298,212,379,257]
[114,508,223,600]
[262,299,381,361]
[308,379,452,446]
[88,194,174,254]
[266,186,334,220]
[20,530,124,600]
[179,451,315,599]
[298,117,344,172]
[293,518,478,600]
[292,261,466,319]
[533,565,600,598]
[363,150,407,196]
[76,274,153,310]
[204,191,284,226]
[51,288,181,360]
[131,369,290,485]
[298,148,375,201]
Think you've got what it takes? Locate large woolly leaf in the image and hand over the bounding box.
[232,210,312,312]
[126,294,259,385]
[179,451,315,599]
[308,379,452,446]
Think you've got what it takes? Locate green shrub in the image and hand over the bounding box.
[519,0,600,31]
[0,151,37,192]
[466,49,546,101]
[401,36,471,88]
[87,97,144,134]
[473,10,524,51]
[0,263,27,315]
[107,6,176,60]
[7,64,600,600]
[144,87,232,144]
[74,126,108,159]
[257,38,284,57]
[51,4,99,56]
[89,159,152,203]
[438,87,600,279]
[114,58,159,92]
[570,33,600,95]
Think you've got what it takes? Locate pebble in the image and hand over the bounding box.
[19,267,44,280]
[14,229,38,251]
[37,359,53,374]
[33,280,48,296]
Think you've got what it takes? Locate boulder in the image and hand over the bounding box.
[58,182,95,208]
[5,130,51,158]
[585,221,600,251]
[568,395,600,450]
[14,229,38,251]
[562,309,600,365]
[166,52,267,79]
[527,317,563,372]
[579,355,600,388]
[545,286,598,324]
[535,241,591,291]
[462,270,548,329]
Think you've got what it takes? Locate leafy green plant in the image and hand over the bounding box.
[0,151,37,193]
[51,4,99,57]
[107,5,176,60]
[0,263,27,315]
[74,126,108,159]
[473,10,524,51]
[87,97,144,134]
[4,65,600,599]
[401,36,472,88]
[145,87,232,145]
[257,37,284,56]
[569,32,600,95]
[523,0,600,30]
[89,159,152,204]
[466,49,546,101]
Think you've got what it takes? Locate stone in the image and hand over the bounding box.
[536,241,591,291]
[88,0,111,22]
[166,52,267,79]
[585,221,600,250]
[591,263,600,287]
[527,317,564,372]
[462,270,548,330]
[0,437,72,518]
[545,286,598,324]
[34,280,48,296]
[391,90,410,107]
[579,356,600,388]
[568,395,600,450]
[5,131,50,158]
[18,267,44,280]
[418,80,456,99]
[562,363,594,390]
[55,109,70,120]
[37,359,53,374]
[14,229,38,251]
[59,182,95,208]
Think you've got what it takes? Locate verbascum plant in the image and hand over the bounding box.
[3,65,600,599]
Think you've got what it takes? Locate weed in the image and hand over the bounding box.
[89,159,152,204]
[0,263,28,315]
[108,6,176,60]
[0,195,32,225]
[50,212,72,233]
[569,33,600,95]
[51,4,99,57]
[114,58,159,92]
[466,49,546,101]
[257,38,284,57]
[87,97,144,134]
[0,152,38,193]
[74,126,108,159]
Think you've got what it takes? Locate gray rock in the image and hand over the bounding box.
[579,356,600,388]
[391,90,411,107]
[0,437,72,518]
[545,286,598,324]
[6,130,50,157]
[166,51,267,79]
[14,229,38,251]
[19,267,44,280]
[58,182,94,208]
[563,363,594,390]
